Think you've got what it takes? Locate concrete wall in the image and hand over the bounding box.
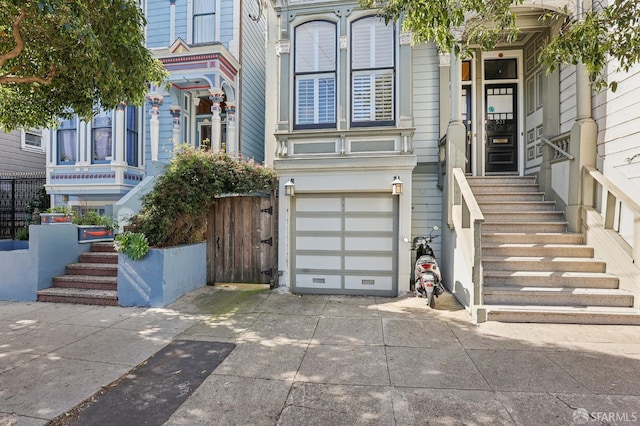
[0,224,91,301]
[118,242,206,307]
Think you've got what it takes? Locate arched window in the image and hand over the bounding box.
[351,17,395,127]
[294,20,336,129]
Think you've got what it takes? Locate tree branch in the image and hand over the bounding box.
[0,6,27,69]
[0,64,56,85]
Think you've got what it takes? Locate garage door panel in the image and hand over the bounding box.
[345,217,393,232]
[296,236,342,251]
[345,275,392,291]
[345,236,392,251]
[296,197,342,212]
[344,256,392,271]
[345,197,393,212]
[296,255,342,270]
[297,217,342,232]
[296,274,342,289]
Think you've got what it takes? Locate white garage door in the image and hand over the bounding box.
[291,194,398,296]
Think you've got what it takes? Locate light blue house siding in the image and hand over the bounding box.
[239,10,266,162]
[146,1,170,48]
[219,1,234,47]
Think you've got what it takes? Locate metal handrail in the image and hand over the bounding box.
[540,136,574,160]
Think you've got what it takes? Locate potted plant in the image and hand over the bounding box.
[73,211,116,243]
[40,206,73,224]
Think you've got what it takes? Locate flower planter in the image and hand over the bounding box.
[41,213,72,224]
[77,225,115,243]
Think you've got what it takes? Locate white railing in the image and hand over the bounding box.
[540,135,574,161]
[583,165,640,264]
[451,168,485,308]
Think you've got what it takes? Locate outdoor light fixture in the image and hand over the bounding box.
[391,176,403,195]
[284,178,295,196]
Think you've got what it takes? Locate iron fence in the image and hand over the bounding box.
[0,172,47,239]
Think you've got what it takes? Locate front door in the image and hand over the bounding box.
[485,83,518,173]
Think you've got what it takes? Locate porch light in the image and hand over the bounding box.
[284,178,295,196]
[391,176,403,195]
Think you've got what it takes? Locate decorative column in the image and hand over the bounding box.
[225,102,236,157]
[169,105,181,152]
[115,102,126,165]
[146,93,164,163]
[209,88,224,153]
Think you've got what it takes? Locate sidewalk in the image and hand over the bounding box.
[2,285,640,425]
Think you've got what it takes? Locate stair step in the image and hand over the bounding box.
[478,201,557,212]
[483,222,568,233]
[483,287,633,307]
[37,287,118,306]
[484,305,640,325]
[483,244,594,258]
[66,263,118,277]
[468,183,541,193]
[79,252,118,264]
[483,257,607,273]
[483,211,565,222]
[483,271,620,288]
[467,176,536,185]
[52,275,117,291]
[482,233,583,245]
[91,242,117,253]
[474,192,546,202]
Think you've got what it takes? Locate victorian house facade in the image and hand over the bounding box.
[44,0,266,220]
[265,0,640,323]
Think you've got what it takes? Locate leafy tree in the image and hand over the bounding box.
[360,0,640,91]
[0,0,167,131]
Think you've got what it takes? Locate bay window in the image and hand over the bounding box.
[92,110,113,163]
[294,20,336,129]
[57,119,77,164]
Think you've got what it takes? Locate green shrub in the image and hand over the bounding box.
[72,210,116,230]
[15,226,29,241]
[127,147,277,248]
[114,231,149,261]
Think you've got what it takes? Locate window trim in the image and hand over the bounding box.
[349,16,396,128]
[21,128,45,154]
[293,19,337,131]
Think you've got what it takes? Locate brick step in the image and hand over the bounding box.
[474,192,546,202]
[482,233,583,245]
[483,222,568,233]
[482,244,594,258]
[52,275,117,291]
[484,305,640,325]
[37,287,118,306]
[483,271,620,289]
[483,211,565,223]
[91,242,117,253]
[467,176,537,185]
[477,201,557,212]
[79,252,118,265]
[467,183,541,193]
[66,262,118,277]
[483,287,633,307]
[483,257,607,273]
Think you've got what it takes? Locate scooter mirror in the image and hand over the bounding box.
[432,225,440,231]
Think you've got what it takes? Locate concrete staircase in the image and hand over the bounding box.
[37,242,118,306]
[469,176,640,324]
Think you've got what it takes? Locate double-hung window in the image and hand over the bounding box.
[294,20,336,129]
[92,110,113,163]
[126,106,139,166]
[21,129,44,153]
[193,0,215,44]
[351,17,395,127]
[57,119,77,164]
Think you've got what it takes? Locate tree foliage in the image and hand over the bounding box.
[128,147,278,248]
[361,0,640,91]
[0,0,167,131]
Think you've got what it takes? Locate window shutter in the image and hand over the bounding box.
[352,74,372,121]
[295,21,335,73]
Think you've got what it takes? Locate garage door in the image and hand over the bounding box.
[291,194,398,296]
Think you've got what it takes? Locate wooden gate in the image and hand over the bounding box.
[206,193,278,286]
